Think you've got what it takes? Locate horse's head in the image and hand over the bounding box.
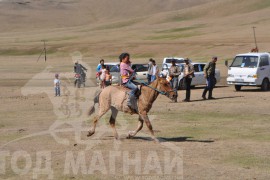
[157,77,177,101]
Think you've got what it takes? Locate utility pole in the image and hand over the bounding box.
[37,40,47,62]
[252,26,258,50]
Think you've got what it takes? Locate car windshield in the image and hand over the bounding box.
[231,56,258,68]
[104,64,115,71]
[179,64,184,72]
[165,59,184,64]
[109,65,120,72]
[132,64,148,72]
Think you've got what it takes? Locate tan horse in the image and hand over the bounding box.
[87,77,177,142]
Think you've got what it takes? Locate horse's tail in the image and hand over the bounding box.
[88,90,101,116]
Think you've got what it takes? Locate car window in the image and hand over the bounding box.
[110,65,120,72]
[179,64,184,72]
[162,64,168,70]
[200,64,205,72]
[137,64,148,72]
[165,59,184,64]
[106,65,112,70]
[231,56,258,67]
[135,64,148,72]
[193,64,200,72]
[259,56,269,67]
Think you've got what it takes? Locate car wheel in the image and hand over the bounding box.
[235,85,241,91]
[261,78,269,91]
[178,79,186,90]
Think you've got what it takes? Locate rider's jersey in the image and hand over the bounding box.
[120,62,134,84]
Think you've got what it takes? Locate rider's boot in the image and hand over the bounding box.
[127,94,138,113]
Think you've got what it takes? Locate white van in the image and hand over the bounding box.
[226,52,270,91]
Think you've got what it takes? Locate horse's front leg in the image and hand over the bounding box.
[127,115,144,139]
[139,113,159,142]
[87,108,109,137]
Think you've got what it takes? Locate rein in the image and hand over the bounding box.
[125,72,175,97]
[135,78,175,96]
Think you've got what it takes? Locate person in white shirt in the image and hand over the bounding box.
[54,74,61,96]
[99,65,107,89]
[151,60,159,82]
[147,58,153,84]
[182,58,194,102]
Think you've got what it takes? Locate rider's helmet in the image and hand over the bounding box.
[55,73,59,78]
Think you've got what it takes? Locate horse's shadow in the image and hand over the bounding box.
[130,136,214,143]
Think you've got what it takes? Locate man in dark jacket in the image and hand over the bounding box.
[202,56,217,100]
[74,61,87,84]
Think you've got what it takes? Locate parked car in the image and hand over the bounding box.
[108,63,149,84]
[105,62,119,71]
[161,62,221,90]
[226,52,270,91]
[162,57,185,69]
[131,64,149,80]
[96,62,119,85]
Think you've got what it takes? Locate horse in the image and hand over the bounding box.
[87,77,177,142]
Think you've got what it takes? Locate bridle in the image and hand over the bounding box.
[136,79,176,98]
[129,72,176,98]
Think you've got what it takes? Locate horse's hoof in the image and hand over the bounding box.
[87,131,95,137]
[127,131,135,139]
[114,134,119,140]
[126,134,131,139]
[153,138,160,143]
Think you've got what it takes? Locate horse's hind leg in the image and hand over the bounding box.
[109,107,119,139]
[87,107,109,137]
[127,115,144,138]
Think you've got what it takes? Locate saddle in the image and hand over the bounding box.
[114,85,142,114]
[115,85,141,97]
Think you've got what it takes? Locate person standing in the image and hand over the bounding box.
[202,56,217,100]
[147,58,153,84]
[99,65,106,89]
[104,69,112,87]
[54,74,61,97]
[151,60,159,82]
[182,58,194,102]
[169,60,181,102]
[96,59,105,72]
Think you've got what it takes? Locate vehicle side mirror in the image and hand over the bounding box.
[225,60,228,67]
